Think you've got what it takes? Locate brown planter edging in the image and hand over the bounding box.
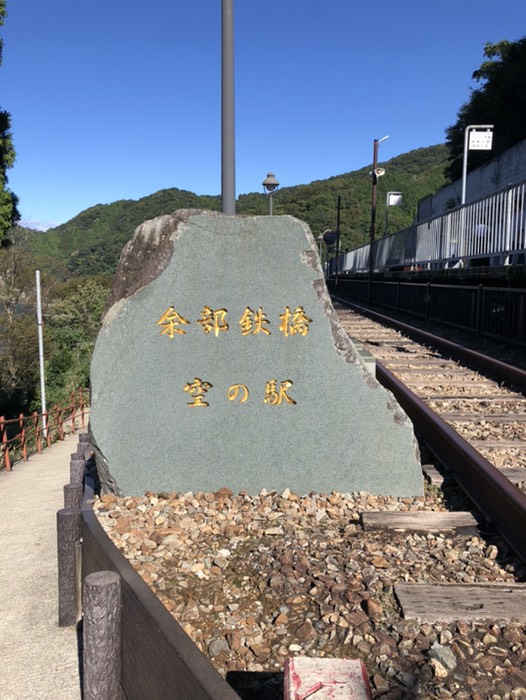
[81,491,240,700]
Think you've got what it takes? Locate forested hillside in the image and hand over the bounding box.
[25,144,449,278]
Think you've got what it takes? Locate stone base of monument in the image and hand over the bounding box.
[90,210,423,497]
[283,657,373,699]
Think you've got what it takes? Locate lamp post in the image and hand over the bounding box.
[262,172,279,215]
[221,0,236,215]
[461,125,493,205]
[368,135,389,298]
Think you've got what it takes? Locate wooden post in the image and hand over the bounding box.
[64,482,83,510]
[57,507,81,627]
[1,416,11,471]
[70,458,85,484]
[77,432,91,460]
[83,571,122,700]
[79,390,87,427]
[44,410,51,447]
[33,411,42,453]
[19,413,27,461]
[57,407,64,440]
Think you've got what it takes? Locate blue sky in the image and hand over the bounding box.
[2,1,526,230]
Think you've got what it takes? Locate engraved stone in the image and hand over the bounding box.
[89,210,423,496]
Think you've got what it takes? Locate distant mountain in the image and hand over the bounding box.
[24,144,449,278]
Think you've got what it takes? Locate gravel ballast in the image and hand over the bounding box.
[94,487,526,699]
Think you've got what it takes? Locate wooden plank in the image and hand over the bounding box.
[395,583,526,623]
[469,439,526,449]
[438,413,526,422]
[423,394,519,400]
[360,510,479,533]
[494,468,526,484]
[422,464,445,486]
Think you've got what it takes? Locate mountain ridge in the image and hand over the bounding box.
[25,143,449,277]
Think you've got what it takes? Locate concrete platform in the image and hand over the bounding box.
[0,434,82,699]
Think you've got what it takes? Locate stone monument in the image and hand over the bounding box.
[89,210,423,497]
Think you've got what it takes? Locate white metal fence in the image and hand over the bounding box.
[335,180,526,274]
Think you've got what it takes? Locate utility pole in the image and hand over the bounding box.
[334,195,341,286]
[368,135,388,300]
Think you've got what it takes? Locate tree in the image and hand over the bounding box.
[445,36,526,181]
[0,231,39,417]
[44,277,109,406]
[0,1,19,244]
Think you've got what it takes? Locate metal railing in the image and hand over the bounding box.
[0,389,90,471]
[334,180,526,273]
[330,279,526,346]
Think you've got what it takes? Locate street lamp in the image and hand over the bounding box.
[461,125,493,205]
[262,172,279,215]
[384,191,403,236]
[368,135,389,298]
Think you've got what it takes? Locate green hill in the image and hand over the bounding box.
[25,144,449,277]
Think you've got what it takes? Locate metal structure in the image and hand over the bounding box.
[334,179,526,274]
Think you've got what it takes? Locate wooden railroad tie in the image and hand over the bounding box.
[360,510,479,534]
[395,583,526,623]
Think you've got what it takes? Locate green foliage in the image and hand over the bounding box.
[445,36,526,181]
[0,4,19,244]
[25,145,449,277]
[0,232,40,417]
[0,229,110,416]
[44,276,110,406]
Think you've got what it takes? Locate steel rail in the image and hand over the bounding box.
[377,362,526,565]
[331,295,526,394]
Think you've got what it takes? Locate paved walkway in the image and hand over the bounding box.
[0,433,82,700]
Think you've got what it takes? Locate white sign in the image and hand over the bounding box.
[469,129,493,151]
[387,192,403,207]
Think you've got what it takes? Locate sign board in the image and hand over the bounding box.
[468,129,493,151]
[387,192,403,207]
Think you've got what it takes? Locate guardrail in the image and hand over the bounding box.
[329,279,526,346]
[0,388,90,472]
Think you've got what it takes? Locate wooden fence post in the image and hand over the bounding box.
[64,482,83,510]
[70,457,85,484]
[44,410,51,448]
[19,413,27,461]
[57,507,81,627]
[83,571,122,700]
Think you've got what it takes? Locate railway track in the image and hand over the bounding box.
[332,295,526,565]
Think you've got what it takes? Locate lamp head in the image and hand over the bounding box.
[262,172,279,192]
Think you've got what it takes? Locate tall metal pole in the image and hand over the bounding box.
[334,195,341,285]
[368,135,388,300]
[221,0,236,215]
[461,127,470,206]
[35,270,47,437]
[368,139,379,300]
